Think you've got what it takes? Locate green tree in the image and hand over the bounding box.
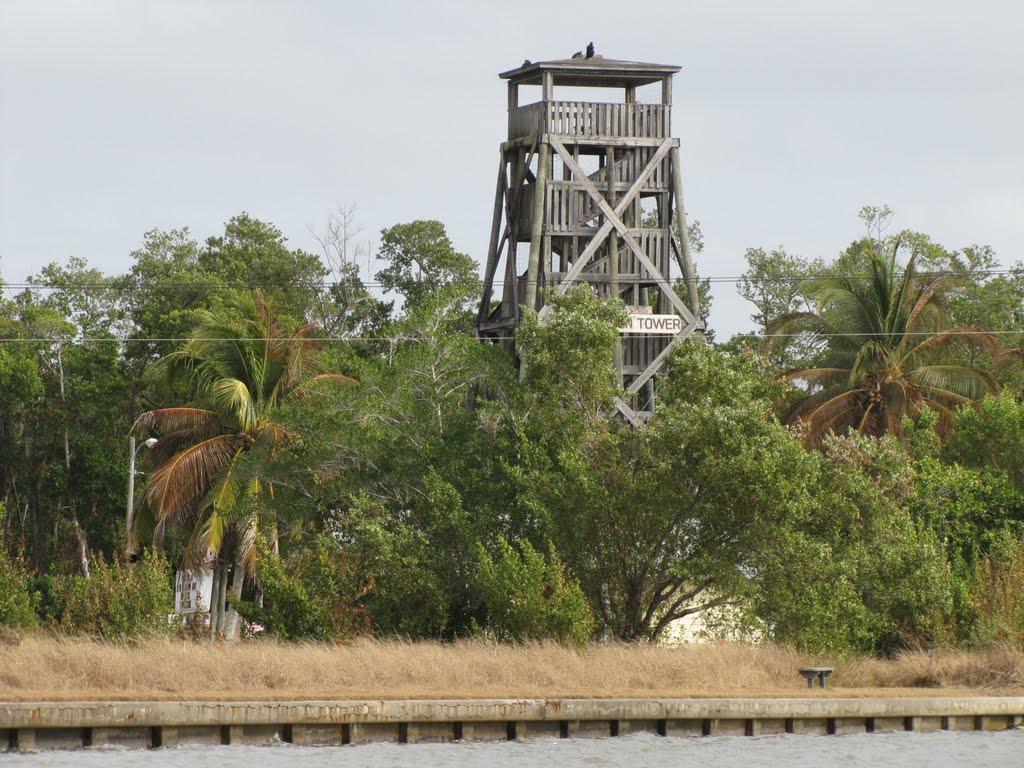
[969,534,1024,646]
[734,246,821,368]
[522,341,813,641]
[4,260,132,576]
[200,214,328,323]
[117,216,339,417]
[253,287,519,638]
[339,490,460,637]
[117,227,208,374]
[945,392,1024,492]
[375,220,478,315]
[772,238,998,445]
[753,434,952,654]
[910,455,1024,642]
[737,246,816,334]
[516,286,627,428]
[944,247,1024,345]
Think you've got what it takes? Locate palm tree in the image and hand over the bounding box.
[132,293,353,638]
[771,240,999,446]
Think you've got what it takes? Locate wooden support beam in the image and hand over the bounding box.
[499,140,537,318]
[607,146,622,385]
[500,151,523,318]
[525,143,551,311]
[507,82,518,137]
[658,194,671,313]
[477,151,509,328]
[670,145,701,319]
[607,147,618,300]
[615,397,646,428]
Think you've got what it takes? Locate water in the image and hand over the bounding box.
[5,731,1024,768]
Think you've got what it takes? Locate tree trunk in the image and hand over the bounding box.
[223,554,246,642]
[30,488,43,574]
[57,344,88,577]
[71,513,90,578]
[216,562,229,637]
[208,563,223,641]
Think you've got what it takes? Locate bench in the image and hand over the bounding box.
[798,667,834,689]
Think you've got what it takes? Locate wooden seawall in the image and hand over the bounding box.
[3,697,1022,750]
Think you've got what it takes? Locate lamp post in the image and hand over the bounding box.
[125,436,157,561]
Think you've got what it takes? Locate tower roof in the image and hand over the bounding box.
[500,56,680,88]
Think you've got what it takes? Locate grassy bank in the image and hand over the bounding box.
[1,637,1022,702]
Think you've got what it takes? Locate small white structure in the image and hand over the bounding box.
[174,568,213,616]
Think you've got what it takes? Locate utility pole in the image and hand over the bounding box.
[125,436,156,560]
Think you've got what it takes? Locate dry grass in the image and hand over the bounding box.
[0,636,1022,702]
[836,645,1024,690]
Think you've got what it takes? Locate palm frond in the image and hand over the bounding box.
[796,391,865,446]
[209,378,258,431]
[810,281,878,337]
[255,422,286,448]
[236,518,259,576]
[898,274,947,340]
[132,407,221,437]
[292,372,359,403]
[208,461,241,515]
[849,341,894,383]
[182,510,230,573]
[910,326,1001,360]
[142,434,242,525]
[908,364,997,401]
[789,386,864,429]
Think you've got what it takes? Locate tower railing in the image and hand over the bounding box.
[508,101,670,140]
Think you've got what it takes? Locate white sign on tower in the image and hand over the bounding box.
[621,313,683,334]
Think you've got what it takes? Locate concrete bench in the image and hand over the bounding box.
[799,667,834,689]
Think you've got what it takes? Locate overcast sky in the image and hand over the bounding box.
[1,0,1022,339]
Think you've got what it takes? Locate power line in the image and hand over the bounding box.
[0,329,1022,344]
[1,268,1021,293]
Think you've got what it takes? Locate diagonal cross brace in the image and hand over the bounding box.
[549,137,671,289]
[549,137,698,328]
[626,322,699,396]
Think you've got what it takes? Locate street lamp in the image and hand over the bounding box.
[125,436,157,561]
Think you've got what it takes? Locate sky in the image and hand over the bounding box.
[1,0,1022,339]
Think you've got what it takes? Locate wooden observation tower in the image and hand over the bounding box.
[475,52,704,424]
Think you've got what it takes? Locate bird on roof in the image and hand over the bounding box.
[522,59,532,66]
[586,42,595,58]
[571,50,582,59]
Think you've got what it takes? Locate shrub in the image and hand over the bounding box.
[56,551,174,638]
[0,504,36,631]
[475,538,594,646]
[0,558,36,631]
[235,537,371,641]
[753,434,953,655]
[971,533,1024,648]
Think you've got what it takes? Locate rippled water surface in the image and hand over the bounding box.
[7,731,1024,768]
